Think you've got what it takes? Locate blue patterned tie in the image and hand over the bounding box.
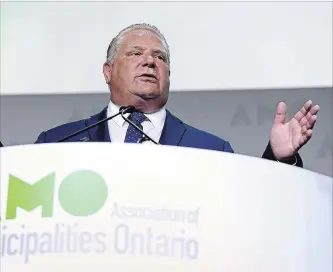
[124,112,147,143]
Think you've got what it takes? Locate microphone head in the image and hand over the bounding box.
[119,105,136,114]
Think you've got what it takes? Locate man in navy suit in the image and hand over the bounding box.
[35,23,320,167]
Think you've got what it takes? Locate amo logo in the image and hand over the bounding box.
[1,170,108,221]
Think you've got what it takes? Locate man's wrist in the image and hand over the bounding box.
[276,155,298,166]
[262,142,302,167]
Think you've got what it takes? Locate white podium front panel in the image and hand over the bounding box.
[0,143,332,272]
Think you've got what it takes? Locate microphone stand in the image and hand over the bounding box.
[56,106,135,142]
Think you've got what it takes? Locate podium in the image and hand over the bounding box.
[0,143,332,272]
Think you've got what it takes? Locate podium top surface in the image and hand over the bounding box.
[0,142,332,179]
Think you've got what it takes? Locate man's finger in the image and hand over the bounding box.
[300,115,308,126]
[309,104,320,115]
[294,100,312,121]
[301,125,307,134]
[306,129,313,138]
[304,130,313,143]
[300,110,312,125]
[300,104,319,125]
[299,130,312,146]
[306,115,317,129]
[274,101,287,125]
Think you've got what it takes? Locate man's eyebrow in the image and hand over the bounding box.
[127,46,166,55]
[153,49,167,55]
[127,45,144,51]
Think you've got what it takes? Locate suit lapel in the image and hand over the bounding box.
[85,106,111,142]
[159,110,186,146]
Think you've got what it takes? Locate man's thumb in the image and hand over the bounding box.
[274,101,287,125]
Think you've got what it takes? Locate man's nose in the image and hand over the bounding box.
[142,55,156,67]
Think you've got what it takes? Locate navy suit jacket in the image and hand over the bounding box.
[35,106,302,166]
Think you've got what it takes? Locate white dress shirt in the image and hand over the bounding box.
[107,100,166,144]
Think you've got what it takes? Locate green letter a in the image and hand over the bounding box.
[6,173,55,220]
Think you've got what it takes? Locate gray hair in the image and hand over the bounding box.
[106,23,170,66]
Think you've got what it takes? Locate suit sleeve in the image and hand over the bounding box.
[223,141,234,153]
[35,131,47,144]
[262,142,303,168]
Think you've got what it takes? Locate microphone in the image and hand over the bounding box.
[138,136,152,144]
[56,105,135,142]
[120,109,159,145]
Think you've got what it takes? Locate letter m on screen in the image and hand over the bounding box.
[5,173,55,220]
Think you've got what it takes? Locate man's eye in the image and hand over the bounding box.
[131,52,141,56]
[156,55,166,61]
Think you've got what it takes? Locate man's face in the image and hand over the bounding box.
[103,29,170,112]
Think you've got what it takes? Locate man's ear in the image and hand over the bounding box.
[103,62,112,84]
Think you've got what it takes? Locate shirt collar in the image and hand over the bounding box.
[107,100,166,128]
